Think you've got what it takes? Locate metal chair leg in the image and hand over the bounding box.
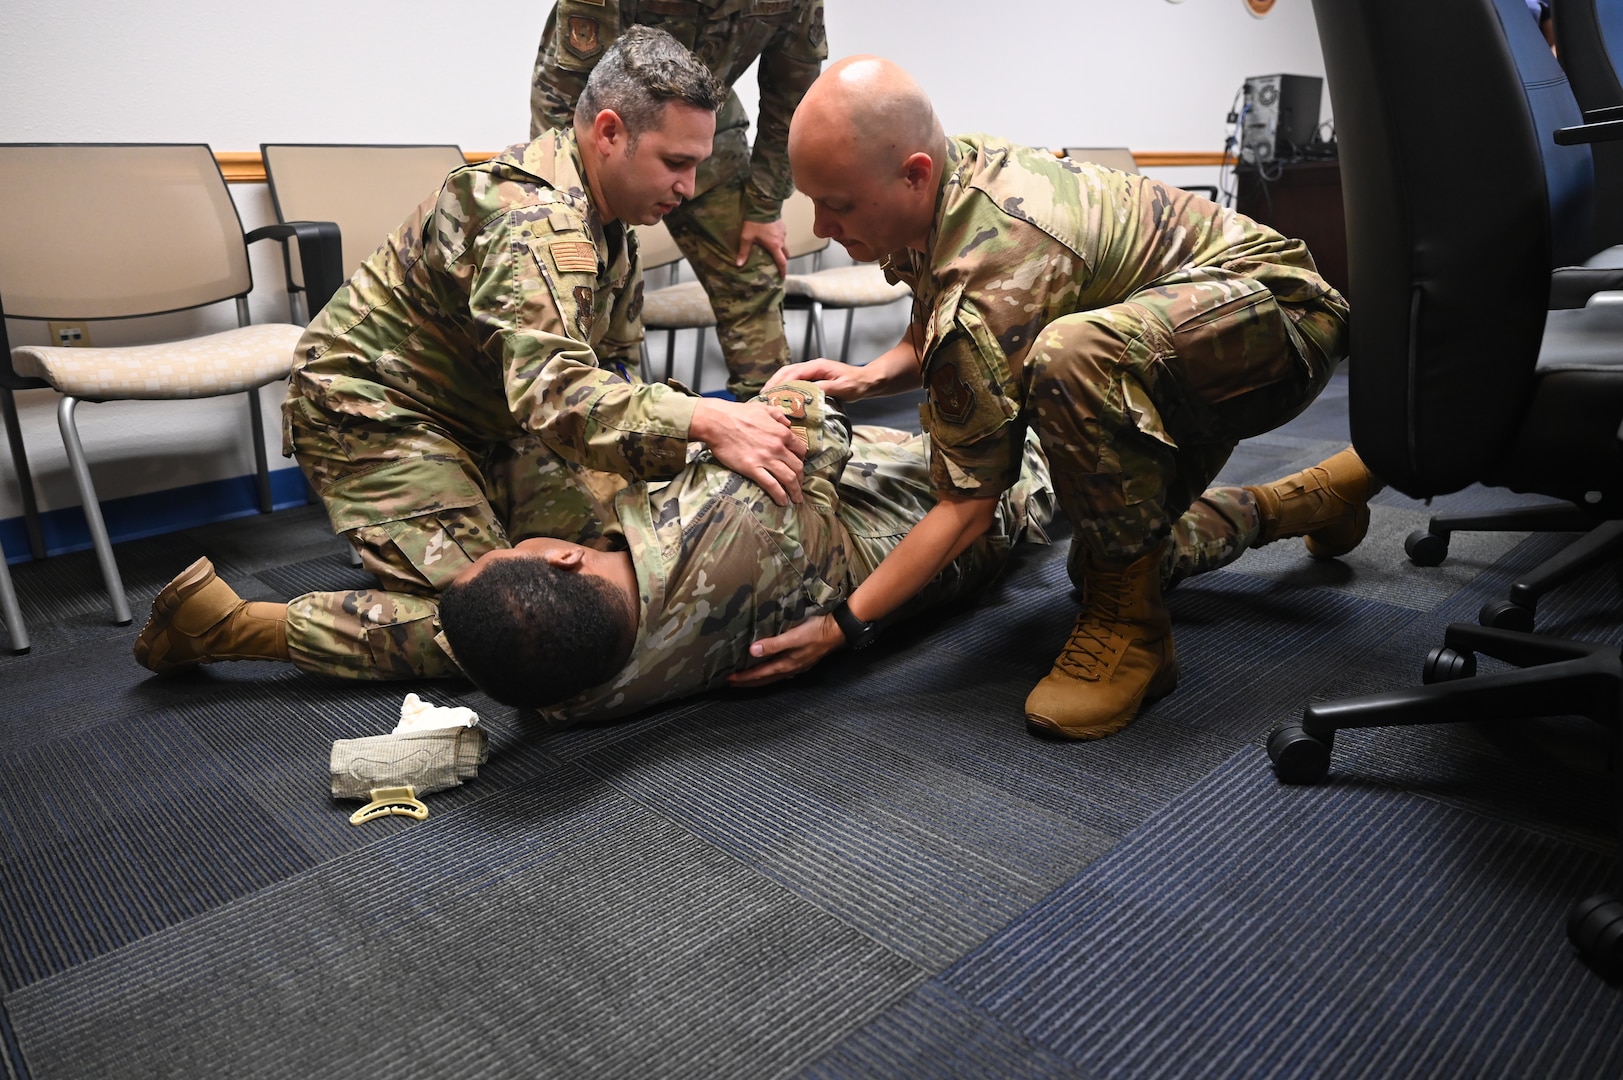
[56,396,132,625]
[2,386,47,559]
[839,308,856,364]
[691,330,705,394]
[0,542,28,653]
[248,388,273,513]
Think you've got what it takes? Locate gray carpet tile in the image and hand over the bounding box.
[940,750,1623,1080]
[578,698,1117,972]
[6,768,925,1079]
[0,711,318,991]
[253,550,380,598]
[799,980,1088,1080]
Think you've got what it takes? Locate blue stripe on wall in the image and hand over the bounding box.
[1,466,313,565]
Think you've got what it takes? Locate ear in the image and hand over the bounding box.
[901,151,934,191]
[591,109,626,155]
[541,546,587,572]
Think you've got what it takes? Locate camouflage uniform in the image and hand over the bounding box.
[531,0,827,398]
[283,130,700,679]
[543,383,1054,726]
[883,135,1350,589]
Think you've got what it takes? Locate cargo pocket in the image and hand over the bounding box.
[325,459,503,593]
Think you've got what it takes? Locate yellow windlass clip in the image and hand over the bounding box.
[348,785,430,826]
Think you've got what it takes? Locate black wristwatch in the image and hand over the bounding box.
[831,600,881,650]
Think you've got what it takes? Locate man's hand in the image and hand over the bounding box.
[690,397,807,505]
[763,358,873,399]
[737,218,789,278]
[727,612,844,686]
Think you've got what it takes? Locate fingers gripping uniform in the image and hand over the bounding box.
[282,131,700,679]
[530,0,828,398]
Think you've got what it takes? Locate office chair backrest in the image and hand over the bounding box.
[0,143,252,321]
[1556,0,1623,108]
[1061,148,1140,175]
[1313,0,1594,496]
[261,144,466,278]
[1554,0,1623,248]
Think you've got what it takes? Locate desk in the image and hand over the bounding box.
[1235,160,1349,298]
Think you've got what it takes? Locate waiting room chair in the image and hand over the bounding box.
[636,219,717,390]
[260,143,468,320]
[0,144,341,624]
[1061,146,1221,201]
[1266,0,1623,978]
[781,190,912,363]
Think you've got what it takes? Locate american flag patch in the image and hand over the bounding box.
[549,241,599,275]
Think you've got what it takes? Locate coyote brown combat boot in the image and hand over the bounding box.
[1245,447,1382,559]
[133,557,288,673]
[1025,544,1178,739]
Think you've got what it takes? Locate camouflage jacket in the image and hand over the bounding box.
[540,390,1050,727]
[529,0,826,221]
[883,133,1341,501]
[289,130,700,482]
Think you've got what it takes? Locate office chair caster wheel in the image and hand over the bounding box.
[1568,894,1623,980]
[1422,646,1476,684]
[1479,598,1534,632]
[1405,529,1449,567]
[1267,723,1332,784]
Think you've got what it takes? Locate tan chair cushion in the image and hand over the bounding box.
[11,323,303,400]
[784,265,912,307]
[642,281,717,329]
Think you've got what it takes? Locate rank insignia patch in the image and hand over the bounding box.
[929,361,975,424]
[549,240,599,275]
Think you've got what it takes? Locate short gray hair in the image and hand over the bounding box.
[574,25,726,145]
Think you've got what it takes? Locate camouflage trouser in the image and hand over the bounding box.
[282,396,627,681]
[662,180,791,400]
[1025,272,1349,589]
[1163,486,1258,590]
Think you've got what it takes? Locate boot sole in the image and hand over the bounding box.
[132,556,217,674]
[1026,660,1181,741]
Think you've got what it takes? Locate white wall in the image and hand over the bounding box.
[0,0,1328,527]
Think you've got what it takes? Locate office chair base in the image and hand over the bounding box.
[1569,894,1623,980]
[1267,724,1333,784]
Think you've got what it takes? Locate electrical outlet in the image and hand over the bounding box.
[47,321,92,347]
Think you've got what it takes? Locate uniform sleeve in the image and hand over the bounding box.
[529,0,623,139]
[918,306,1025,500]
[454,195,697,481]
[742,1,826,222]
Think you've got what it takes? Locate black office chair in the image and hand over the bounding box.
[1555,0,1623,251]
[1372,0,1623,632]
[1267,0,1623,977]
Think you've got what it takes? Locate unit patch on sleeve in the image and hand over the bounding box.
[573,285,595,339]
[549,240,599,275]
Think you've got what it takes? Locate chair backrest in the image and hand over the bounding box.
[1313,0,1596,496]
[631,219,684,272]
[0,143,252,322]
[261,143,466,279]
[1556,0,1623,108]
[1061,147,1141,175]
[1554,0,1623,248]
[782,190,830,261]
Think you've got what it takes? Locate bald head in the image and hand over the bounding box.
[789,56,946,260]
[791,56,943,179]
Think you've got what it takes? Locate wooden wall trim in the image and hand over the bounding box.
[215,149,497,184]
[215,148,1228,183]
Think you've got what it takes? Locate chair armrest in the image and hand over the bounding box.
[1584,105,1623,124]
[1179,184,1220,200]
[245,220,344,321]
[1554,118,1623,146]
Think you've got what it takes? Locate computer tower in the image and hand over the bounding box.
[1240,74,1323,163]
